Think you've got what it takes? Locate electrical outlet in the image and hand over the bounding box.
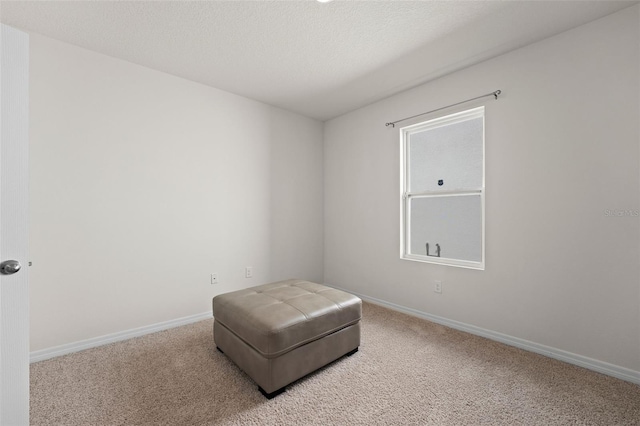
[211,273,218,285]
[434,280,442,294]
[245,266,253,278]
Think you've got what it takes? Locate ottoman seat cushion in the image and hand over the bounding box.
[213,279,361,358]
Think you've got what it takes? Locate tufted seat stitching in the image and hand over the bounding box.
[259,298,358,337]
[213,280,361,355]
[238,283,346,315]
[216,281,361,359]
[252,293,343,324]
[262,282,346,307]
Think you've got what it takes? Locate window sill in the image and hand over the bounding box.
[401,254,485,270]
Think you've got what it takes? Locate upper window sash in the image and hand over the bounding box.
[403,107,485,195]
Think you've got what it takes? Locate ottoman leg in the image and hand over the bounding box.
[346,347,358,356]
[259,386,286,400]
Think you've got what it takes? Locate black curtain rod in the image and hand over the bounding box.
[385,90,501,128]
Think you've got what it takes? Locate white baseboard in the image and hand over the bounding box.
[30,289,640,386]
[330,285,640,385]
[30,311,213,363]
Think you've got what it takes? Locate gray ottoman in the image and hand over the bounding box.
[212,279,361,398]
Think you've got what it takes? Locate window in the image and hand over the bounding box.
[400,106,484,270]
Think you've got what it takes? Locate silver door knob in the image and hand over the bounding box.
[0,260,21,275]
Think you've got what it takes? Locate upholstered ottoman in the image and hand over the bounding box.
[212,279,361,398]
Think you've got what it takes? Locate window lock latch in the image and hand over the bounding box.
[426,242,441,257]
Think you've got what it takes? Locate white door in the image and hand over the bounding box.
[0,24,30,426]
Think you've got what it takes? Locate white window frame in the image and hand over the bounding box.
[400,106,485,270]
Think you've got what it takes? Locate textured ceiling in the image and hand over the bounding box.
[0,1,636,121]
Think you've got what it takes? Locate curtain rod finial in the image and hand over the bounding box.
[494,90,502,99]
[386,122,395,128]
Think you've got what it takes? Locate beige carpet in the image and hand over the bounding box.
[31,302,640,425]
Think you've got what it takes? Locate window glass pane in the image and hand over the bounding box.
[409,194,482,262]
[409,116,483,192]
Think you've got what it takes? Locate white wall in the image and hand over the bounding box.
[29,34,323,351]
[324,6,640,373]
[269,110,324,282]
